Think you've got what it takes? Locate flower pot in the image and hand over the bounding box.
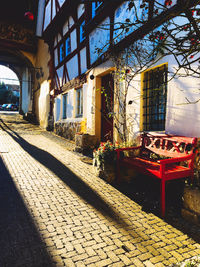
[93,158,116,183]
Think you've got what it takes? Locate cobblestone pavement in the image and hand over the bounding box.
[0,113,200,267]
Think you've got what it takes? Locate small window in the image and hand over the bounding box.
[59,42,65,62]
[80,20,86,43]
[76,88,83,117]
[63,94,68,119]
[142,64,167,131]
[65,37,71,56]
[92,1,103,18]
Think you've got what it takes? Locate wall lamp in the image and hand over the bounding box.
[90,74,95,80]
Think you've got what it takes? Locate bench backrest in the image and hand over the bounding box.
[141,132,197,158]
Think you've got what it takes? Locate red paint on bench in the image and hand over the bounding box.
[116,133,197,217]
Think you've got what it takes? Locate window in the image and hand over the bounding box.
[63,94,68,119]
[92,1,103,18]
[80,20,86,42]
[65,37,71,56]
[142,64,167,131]
[76,88,83,117]
[59,42,65,62]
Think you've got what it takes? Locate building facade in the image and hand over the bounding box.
[36,0,200,144]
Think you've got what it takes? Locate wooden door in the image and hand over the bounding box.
[101,74,114,142]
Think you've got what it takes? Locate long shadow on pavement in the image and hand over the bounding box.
[0,119,129,228]
[0,156,54,267]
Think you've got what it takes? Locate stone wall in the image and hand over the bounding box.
[54,121,81,141]
[182,186,200,225]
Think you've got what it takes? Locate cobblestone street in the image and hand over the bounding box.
[0,113,200,267]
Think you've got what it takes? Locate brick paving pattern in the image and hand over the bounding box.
[0,113,200,266]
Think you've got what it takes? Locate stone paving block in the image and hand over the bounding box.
[1,114,200,267]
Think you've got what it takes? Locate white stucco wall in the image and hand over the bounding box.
[43,1,51,31]
[77,4,85,19]
[66,55,79,80]
[38,80,50,127]
[21,68,31,114]
[89,17,110,65]
[54,96,61,122]
[56,65,64,87]
[114,1,147,44]
[58,0,65,7]
[80,47,87,74]
[52,0,56,20]
[70,30,77,52]
[54,49,58,67]
[125,53,200,139]
[165,57,200,137]
[86,74,94,132]
[67,90,74,118]
[63,20,69,35]
[69,16,74,28]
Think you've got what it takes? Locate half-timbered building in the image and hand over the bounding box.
[37,0,200,144]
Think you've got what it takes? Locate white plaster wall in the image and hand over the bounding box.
[38,80,50,128]
[36,0,45,37]
[86,74,94,131]
[69,16,74,28]
[70,30,77,52]
[114,1,147,44]
[56,65,64,86]
[58,0,65,7]
[67,89,74,118]
[126,78,141,141]
[66,55,79,80]
[77,4,85,19]
[89,17,110,65]
[43,1,51,31]
[54,49,58,67]
[124,52,200,139]
[54,95,61,122]
[165,56,200,137]
[58,33,61,43]
[83,83,87,118]
[63,20,69,35]
[80,47,87,74]
[52,0,56,20]
[21,68,30,114]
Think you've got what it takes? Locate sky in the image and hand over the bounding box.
[0,65,20,85]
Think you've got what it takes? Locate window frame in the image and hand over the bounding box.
[62,93,68,119]
[75,87,83,118]
[65,36,71,56]
[59,42,65,63]
[92,1,103,18]
[141,64,168,132]
[80,20,86,43]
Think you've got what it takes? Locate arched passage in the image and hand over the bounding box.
[0,65,20,108]
[0,49,35,115]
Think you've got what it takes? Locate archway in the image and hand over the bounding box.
[0,65,20,110]
[0,49,35,115]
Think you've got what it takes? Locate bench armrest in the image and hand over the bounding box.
[116,146,142,161]
[158,154,194,165]
[115,146,142,152]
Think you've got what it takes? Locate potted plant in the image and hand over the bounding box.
[93,141,117,183]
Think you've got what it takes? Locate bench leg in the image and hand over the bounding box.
[161,179,166,218]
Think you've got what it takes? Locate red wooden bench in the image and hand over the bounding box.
[116,133,197,217]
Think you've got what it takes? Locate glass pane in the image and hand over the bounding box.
[142,65,167,131]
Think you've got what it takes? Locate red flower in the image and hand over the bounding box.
[190,55,194,59]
